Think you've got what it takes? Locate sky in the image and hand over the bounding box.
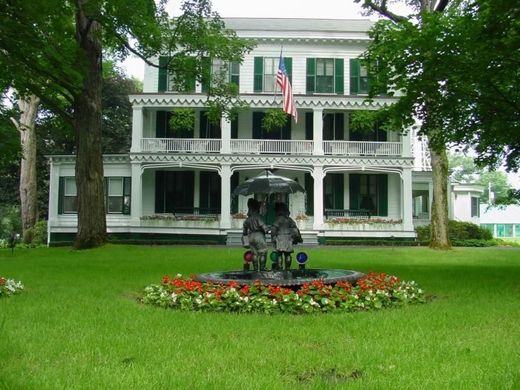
[121,0,401,80]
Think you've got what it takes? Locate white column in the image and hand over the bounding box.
[402,168,414,231]
[402,130,412,158]
[312,108,324,155]
[219,164,232,229]
[312,166,325,229]
[130,106,144,153]
[130,163,143,225]
[428,180,433,220]
[220,117,232,154]
[47,159,60,245]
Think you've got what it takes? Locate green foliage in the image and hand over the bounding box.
[449,152,512,203]
[416,220,493,244]
[0,205,21,239]
[168,108,195,133]
[32,220,47,245]
[261,109,289,132]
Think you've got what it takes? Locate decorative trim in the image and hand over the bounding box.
[48,154,130,164]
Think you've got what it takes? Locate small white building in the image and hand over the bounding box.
[47,18,480,245]
[480,204,520,240]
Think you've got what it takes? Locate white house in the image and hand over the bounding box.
[47,18,478,245]
[480,204,520,240]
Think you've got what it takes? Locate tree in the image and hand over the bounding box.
[0,0,251,248]
[354,0,462,249]
[449,153,512,204]
[11,95,40,234]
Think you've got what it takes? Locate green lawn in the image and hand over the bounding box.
[1,245,519,389]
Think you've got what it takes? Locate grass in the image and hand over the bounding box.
[1,245,519,389]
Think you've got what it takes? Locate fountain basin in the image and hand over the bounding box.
[195,269,365,287]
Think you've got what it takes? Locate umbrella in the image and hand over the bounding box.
[232,171,305,197]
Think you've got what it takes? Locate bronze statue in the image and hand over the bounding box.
[271,202,302,270]
[242,198,269,271]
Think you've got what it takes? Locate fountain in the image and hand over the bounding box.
[195,251,365,287]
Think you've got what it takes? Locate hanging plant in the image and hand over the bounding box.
[169,108,195,133]
[262,109,289,132]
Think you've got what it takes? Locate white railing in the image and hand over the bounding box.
[323,141,402,156]
[140,138,403,157]
[141,138,221,153]
[230,139,313,155]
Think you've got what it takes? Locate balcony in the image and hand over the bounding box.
[139,138,403,157]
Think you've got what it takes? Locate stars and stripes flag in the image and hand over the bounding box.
[276,52,298,123]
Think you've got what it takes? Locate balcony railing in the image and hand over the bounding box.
[140,138,402,157]
[323,141,402,156]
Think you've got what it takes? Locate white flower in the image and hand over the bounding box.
[171,292,178,303]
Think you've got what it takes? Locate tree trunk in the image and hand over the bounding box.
[73,3,106,249]
[17,95,40,234]
[429,145,451,249]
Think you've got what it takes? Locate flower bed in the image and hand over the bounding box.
[0,277,24,297]
[141,272,424,314]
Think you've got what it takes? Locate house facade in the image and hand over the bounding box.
[48,18,446,245]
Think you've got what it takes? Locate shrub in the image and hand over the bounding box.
[0,277,24,297]
[415,220,493,245]
[32,220,48,245]
[0,204,21,240]
[22,228,34,244]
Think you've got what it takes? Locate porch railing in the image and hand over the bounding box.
[140,138,402,157]
[323,141,402,156]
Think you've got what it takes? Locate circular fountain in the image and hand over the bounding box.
[195,268,365,287]
[195,250,365,287]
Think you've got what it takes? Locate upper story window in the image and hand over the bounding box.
[202,59,240,92]
[349,59,369,95]
[254,57,292,93]
[306,58,344,94]
[158,56,196,93]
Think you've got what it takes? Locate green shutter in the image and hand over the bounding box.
[349,174,360,210]
[231,172,239,214]
[377,174,388,216]
[306,58,315,93]
[284,57,292,83]
[252,112,263,139]
[335,113,344,140]
[58,177,64,214]
[104,177,108,213]
[334,58,344,94]
[304,173,314,216]
[200,172,209,209]
[334,174,344,209]
[305,112,313,140]
[158,56,168,92]
[123,177,131,215]
[155,171,165,213]
[156,111,167,137]
[349,59,360,95]
[231,117,238,139]
[200,111,208,138]
[254,57,263,92]
[201,57,211,93]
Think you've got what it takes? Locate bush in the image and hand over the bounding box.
[415,220,494,245]
[0,204,21,240]
[22,227,34,244]
[32,220,48,245]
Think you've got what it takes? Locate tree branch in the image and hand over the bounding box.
[435,0,451,12]
[114,34,160,68]
[362,0,408,23]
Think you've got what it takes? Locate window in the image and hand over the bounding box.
[252,112,291,140]
[349,174,388,216]
[59,177,77,214]
[471,197,480,217]
[324,173,344,210]
[158,56,196,93]
[202,59,240,92]
[155,171,194,213]
[496,224,513,237]
[254,57,292,92]
[105,177,131,214]
[58,176,130,215]
[349,59,369,95]
[323,113,344,141]
[306,58,344,94]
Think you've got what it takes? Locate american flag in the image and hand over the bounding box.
[276,53,298,123]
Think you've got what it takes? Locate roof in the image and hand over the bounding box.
[221,18,373,40]
[480,204,520,224]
